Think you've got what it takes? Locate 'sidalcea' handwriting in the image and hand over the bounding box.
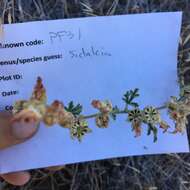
[0,46,112,66]
[69,46,112,59]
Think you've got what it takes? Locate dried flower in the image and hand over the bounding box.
[31,77,47,104]
[95,114,110,128]
[128,108,142,137]
[59,111,75,129]
[159,120,170,133]
[43,100,63,126]
[173,116,188,134]
[92,100,112,128]
[12,77,47,120]
[43,100,75,128]
[12,100,27,115]
[167,97,189,134]
[70,120,91,141]
[92,100,112,113]
[13,100,46,120]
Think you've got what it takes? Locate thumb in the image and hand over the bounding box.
[0,110,40,149]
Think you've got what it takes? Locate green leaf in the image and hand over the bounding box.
[147,124,158,142]
[113,106,120,112]
[64,101,83,116]
[130,102,139,107]
[147,125,152,136]
[110,113,117,120]
[110,106,120,121]
[122,88,139,107]
[153,127,158,143]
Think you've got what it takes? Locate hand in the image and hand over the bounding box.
[0,112,39,186]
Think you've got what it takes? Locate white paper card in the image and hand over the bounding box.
[0,12,189,174]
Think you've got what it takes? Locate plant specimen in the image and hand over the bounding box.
[12,77,190,142]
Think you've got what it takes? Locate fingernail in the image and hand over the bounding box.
[11,117,39,140]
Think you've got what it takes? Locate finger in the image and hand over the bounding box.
[0,110,40,149]
[1,171,30,186]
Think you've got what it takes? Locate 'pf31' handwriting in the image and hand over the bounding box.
[49,28,81,43]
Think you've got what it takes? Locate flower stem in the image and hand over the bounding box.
[156,105,167,110]
[81,104,167,120]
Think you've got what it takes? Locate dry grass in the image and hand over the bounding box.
[0,0,190,190]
